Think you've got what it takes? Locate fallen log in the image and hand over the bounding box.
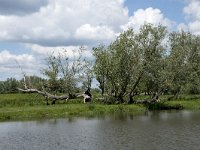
[17,88,92,105]
[18,88,70,104]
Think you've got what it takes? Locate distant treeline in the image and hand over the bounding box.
[0,76,46,94]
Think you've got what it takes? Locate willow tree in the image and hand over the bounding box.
[93,45,109,96]
[43,55,60,93]
[93,24,168,103]
[186,35,200,94]
[168,31,200,97]
[137,24,168,97]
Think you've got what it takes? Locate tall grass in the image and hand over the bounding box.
[0,93,45,107]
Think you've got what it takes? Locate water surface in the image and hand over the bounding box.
[0,110,200,150]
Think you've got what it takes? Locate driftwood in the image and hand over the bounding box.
[17,87,70,104]
[18,87,92,104]
[17,74,93,104]
[76,93,92,103]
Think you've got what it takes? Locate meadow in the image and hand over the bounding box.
[0,93,200,121]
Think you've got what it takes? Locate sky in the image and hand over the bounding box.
[0,0,200,81]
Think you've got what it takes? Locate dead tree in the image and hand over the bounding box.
[17,76,91,105]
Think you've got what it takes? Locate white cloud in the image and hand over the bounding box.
[188,21,200,34]
[0,0,129,46]
[0,50,35,64]
[121,7,173,31]
[177,23,188,32]
[0,50,40,79]
[26,44,93,59]
[0,45,94,80]
[184,0,200,20]
[75,24,116,41]
[183,0,200,34]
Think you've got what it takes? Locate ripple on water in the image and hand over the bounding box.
[0,110,200,150]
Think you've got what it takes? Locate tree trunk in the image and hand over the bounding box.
[174,86,181,99]
[101,88,104,96]
[17,88,91,105]
[128,95,134,104]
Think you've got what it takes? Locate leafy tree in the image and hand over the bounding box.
[43,55,60,93]
[93,45,109,96]
[168,31,193,97]
[42,47,92,96]
[80,59,94,90]
[93,24,168,103]
[0,78,19,93]
[137,24,168,97]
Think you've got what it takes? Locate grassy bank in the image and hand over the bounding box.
[0,93,200,121]
[0,104,146,121]
[0,93,145,121]
[144,95,200,110]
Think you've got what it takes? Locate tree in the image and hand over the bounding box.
[93,45,109,96]
[43,55,60,93]
[94,29,137,102]
[108,28,136,102]
[80,59,94,90]
[168,31,193,98]
[16,24,200,104]
[93,24,168,103]
[137,24,168,97]
[186,35,200,94]
[18,47,93,104]
[0,78,19,93]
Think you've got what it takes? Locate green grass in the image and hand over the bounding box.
[1,93,200,121]
[145,95,200,110]
[0,93,45,107]
[0,104,146,121]
[0,93,146,121]
[166,100,200,110]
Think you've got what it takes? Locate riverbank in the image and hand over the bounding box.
[0,93,200,121]
[0,104,146,121]
[0,93,145,121]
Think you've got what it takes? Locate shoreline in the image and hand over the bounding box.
[0,104,146,122]
[0,93,200,122]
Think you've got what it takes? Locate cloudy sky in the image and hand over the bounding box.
[0,0,200,80]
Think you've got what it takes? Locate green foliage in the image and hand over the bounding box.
[42,47,93,94]
[0,78,19,93]
[147,102,183,110]
[93,23,200,102]
[0,76,46,94]
[43,55,60,92]
[0,93,146,121]
[93,44,109,95]
[167,31,200,96]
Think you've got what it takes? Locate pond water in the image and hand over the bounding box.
[0,110,200,150]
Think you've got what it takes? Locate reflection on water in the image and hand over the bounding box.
[0,110,200,150]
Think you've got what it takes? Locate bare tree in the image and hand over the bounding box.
[18,47,92,104]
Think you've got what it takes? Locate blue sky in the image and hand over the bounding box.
[0,0,200,81]
[125,0,186,23]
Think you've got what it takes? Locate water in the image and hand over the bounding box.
[0,110,200,150]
